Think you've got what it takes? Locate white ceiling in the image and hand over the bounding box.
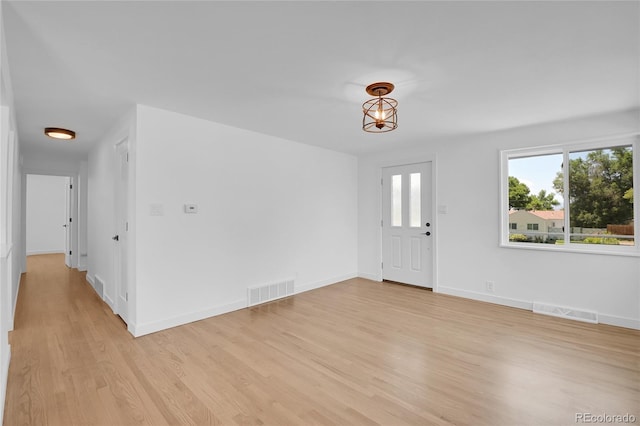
[3,1,639,160]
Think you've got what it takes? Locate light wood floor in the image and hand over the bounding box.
[3,254,639,426]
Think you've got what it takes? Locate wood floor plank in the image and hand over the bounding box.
[3,254,639,425]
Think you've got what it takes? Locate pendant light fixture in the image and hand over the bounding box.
[44,127,76,140]
[362,82,398,133]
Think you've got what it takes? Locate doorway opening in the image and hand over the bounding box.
[25,174,75,269]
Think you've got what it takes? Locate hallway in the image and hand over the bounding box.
[3,254,135,424]
[3,255,640,425]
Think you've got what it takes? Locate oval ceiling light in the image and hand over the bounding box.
[44,127,76,140]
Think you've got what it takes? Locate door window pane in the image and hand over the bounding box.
[391,174,402,226]
[410,173,421,227]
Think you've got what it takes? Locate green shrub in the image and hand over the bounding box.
[582,236,620,245]
[509,234,528,242]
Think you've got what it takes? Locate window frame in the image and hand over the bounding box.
[500,133,639,256]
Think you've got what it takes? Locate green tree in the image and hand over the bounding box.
[509,176,531,209]
[623,187,634,203]
[526,189,560,211]
[553,147,633,228]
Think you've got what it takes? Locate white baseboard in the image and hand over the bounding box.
[86,274,95,286]
[26,250,64,256]
[295,272,358,294]
[0,344,11,426]
[104,293,115,312]
[77,254,87,272]
[437,285,640,330]
[9,278,21,331]
[599,314,640,330]
[437,285,532,310]
[132,299,246,337]
[358,272,381,282]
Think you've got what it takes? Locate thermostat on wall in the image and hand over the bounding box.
[184,204,198,214]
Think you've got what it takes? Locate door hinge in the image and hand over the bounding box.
[69,217,72,223]
[70,184,73,189]
[69,250,72,255]
[126,152,129,162]
[125,222,129,232]
[125,292,128,302]
[381,178,383,186]
[381,262,384,269]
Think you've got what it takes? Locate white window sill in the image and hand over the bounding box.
[500,242,640,257]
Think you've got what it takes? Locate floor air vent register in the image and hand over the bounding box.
[532,302,598,324]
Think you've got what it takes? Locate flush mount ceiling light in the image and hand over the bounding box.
[362,82,398,133]
[44,127,76,140]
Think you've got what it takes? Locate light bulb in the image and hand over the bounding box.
[48,131,73,139]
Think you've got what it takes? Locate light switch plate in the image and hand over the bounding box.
[150,204,164,216]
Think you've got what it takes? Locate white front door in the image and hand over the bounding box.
[114,141,129,323]
[382,162,433,287]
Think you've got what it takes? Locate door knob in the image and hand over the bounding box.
[426,222,431,227]
[112,235,119,241]
[424,231,431,236]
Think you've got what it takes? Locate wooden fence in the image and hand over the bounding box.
[607,224,634,235]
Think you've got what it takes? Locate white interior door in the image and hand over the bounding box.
[382,162,433,287]
[64,177,72,267]
[114,141,129,323]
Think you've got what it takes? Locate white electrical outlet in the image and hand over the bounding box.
[486,281,495,293]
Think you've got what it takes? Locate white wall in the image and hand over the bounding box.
[0,3,23,421]
[359,109,640,329]
[25,175,67,255]
[132,105,358,336]
[77,161,88,271]
[21,152,81,177]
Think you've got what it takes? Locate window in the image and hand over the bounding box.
[501,135,638,254]
[391,174,402,227]
[409,173,421,227]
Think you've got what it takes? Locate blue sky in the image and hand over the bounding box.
[509,154,563,208]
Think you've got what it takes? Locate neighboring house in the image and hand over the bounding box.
[509,210,564,240]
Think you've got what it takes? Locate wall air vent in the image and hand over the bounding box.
[94,275,105,299]
[247,279,295,307]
